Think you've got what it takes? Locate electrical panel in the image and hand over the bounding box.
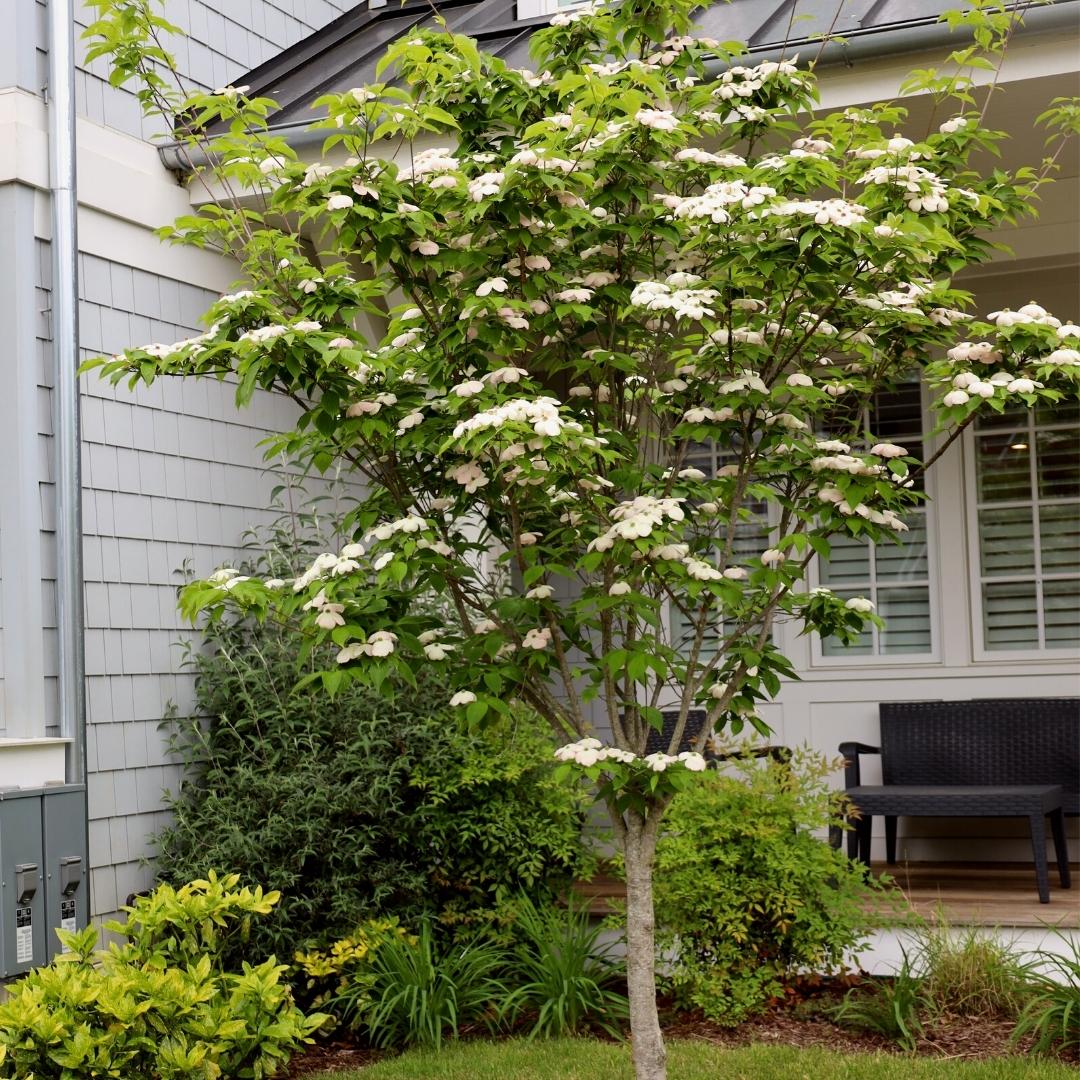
[0,789,46,978]
[42,785,88,962]
[0,784,87,976]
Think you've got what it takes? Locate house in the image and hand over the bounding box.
[0,0,1075,946]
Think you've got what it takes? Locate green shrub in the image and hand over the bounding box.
[0,873,324,1079]
[351,922,507,1049]
[155,617,591,960]
[500,895,628,1039]
[654,747,898,1025]
[1011,931,1080,1055]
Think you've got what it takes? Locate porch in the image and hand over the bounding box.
[573,861,1080,928]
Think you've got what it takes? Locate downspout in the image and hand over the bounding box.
[47,0,87,792]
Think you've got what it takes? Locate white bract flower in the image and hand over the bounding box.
[644,752,677,772]
[678,751,707,772]
[845,597,875,614]
[527,584,555,600]
[327,194,354,210]
[608,581,632,596]
[450,691,477,707]
[760,548,785,568]
[869,443,907,458]
[522,626,553,650]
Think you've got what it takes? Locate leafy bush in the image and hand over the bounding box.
[500,895,628,1039]
[654,747,898,1025]
[351,922,506,1049]
[1011,931,1080,1055]
[155,617,591,960]
[0,874,323,1079]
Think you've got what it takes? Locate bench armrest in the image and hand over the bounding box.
[838,741,880,788]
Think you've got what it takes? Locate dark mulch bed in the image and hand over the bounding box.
[284,978,1074,1075]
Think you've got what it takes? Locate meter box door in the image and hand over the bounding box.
[42,785,88,962]
[0,788,45,978]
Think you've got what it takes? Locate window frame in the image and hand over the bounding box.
[516,0,572,17]
[964,411,1080,662]
[808,382,943,669]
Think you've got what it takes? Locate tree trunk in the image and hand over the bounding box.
[622,810,666,1080]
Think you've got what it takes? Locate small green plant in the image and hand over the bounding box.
[1011,930,1080,1055]
[654,747,900,1025]
[294,918,413,1013]
[500,896,628,1039]
[347,922,507,1049]
[831,951,927,1052]
[0,873,325,1079]
[913,916,1031,1019]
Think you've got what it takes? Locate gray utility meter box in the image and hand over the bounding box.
[42,785,88,963]
[0,784,87,977]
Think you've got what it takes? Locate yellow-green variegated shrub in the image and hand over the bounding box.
[0,872,326,1079]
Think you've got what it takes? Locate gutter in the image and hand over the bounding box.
[47,0,87,794]
[158,0,1078,172]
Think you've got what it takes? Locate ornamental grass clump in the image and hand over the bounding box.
[82,0,1080,1074]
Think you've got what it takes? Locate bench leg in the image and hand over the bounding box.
[1029,813,1051,904]
[885,816,898,865]
[857,814,873,867]
[846,813,860,860]
[1050,808,1071,889]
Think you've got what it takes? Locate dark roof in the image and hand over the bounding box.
[234,0,1077,133]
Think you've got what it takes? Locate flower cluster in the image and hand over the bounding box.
[554,738,707,772]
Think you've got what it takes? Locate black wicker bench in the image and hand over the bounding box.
[839,698,1079,903]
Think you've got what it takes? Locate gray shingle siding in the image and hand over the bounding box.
[67,0,352,139]
[36,239,305,916]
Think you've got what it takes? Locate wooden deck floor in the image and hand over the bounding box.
[573,862,1080,928]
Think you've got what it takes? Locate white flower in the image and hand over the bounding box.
[449,461,488,492]
[786,373,814,387]
[397,411,425,434]
[522,626,553,650]
[450,691,477,707]
[263,578,286,589]
[644,752,677,772]
[365,630,398,657]
[708,681,729,700]
[556,288,593,304]
[677,467,707,480]
[845,596,875,614]
[373,552,394,571]
[1056,324,1080,339]
[723,567,747,580]
[635,108,680,132]
[608,582,632,596]
[209,567,240,583]
[294,320,322,332]
[328,336,352,349]
[1006,378,1037,394]
[214,84,249,98]
[411,239,440,256]
[869,443,907,458]
[526,584,555,600]
[327,194,354,210]
[815,439,850,453]
[453,379,485,398]
[678,751,707,772]
[423,643,453,660]
[943,389,970,406]
[1046,348,1080,366]
[760,548,785,568]
[476,277,508,297]
[315,604,346,630]
[518,532,540,546]
[938,116,968,134]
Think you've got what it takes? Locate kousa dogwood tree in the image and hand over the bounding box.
[85,0,1079,1075]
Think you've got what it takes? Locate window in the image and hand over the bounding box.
[516,0,580,18]
[816,382,935,659]
[670,440,771,658]
[970,401,1080,652]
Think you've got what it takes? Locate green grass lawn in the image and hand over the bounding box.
[310,1038,1076,1079]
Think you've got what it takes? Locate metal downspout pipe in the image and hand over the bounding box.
[47,0,87,793]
